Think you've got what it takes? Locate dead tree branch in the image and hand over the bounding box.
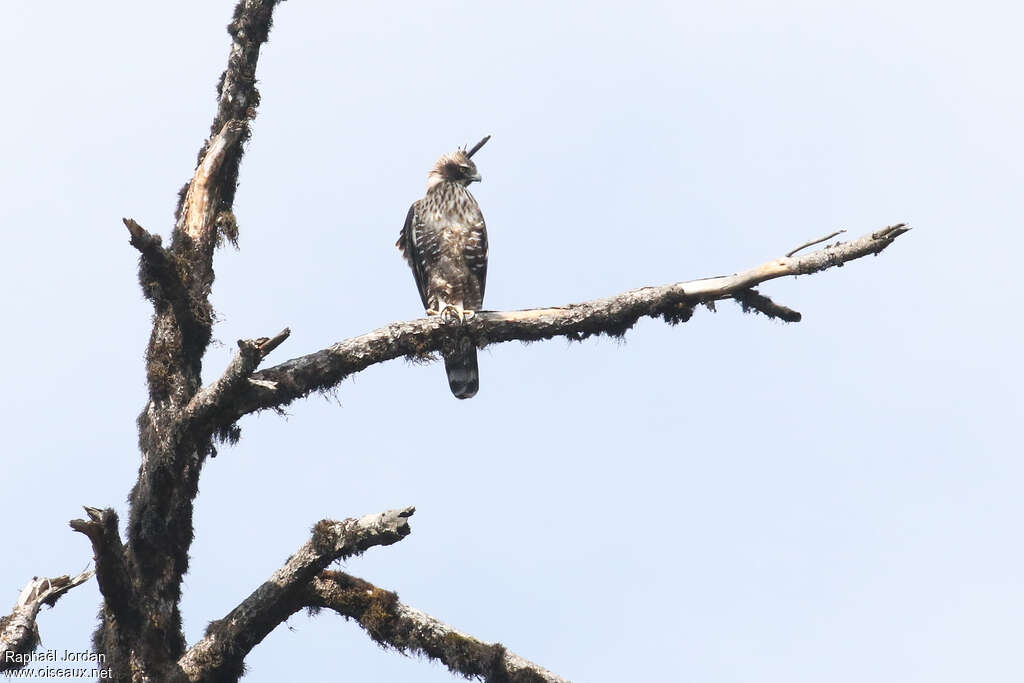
[175,508,414,682]
[192,224,909,429]
[0,569,94,671]
[303,571,569,683]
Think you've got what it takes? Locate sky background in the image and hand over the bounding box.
[2,1,1021,681]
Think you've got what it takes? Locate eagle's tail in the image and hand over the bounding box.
[443,335,478,399]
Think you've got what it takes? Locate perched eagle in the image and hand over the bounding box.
[396,137,490,399]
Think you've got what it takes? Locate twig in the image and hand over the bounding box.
[786,229,847,257]
[255,327,291,356]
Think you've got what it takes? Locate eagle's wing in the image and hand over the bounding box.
[396,201,430,310]
[466,206,488,304]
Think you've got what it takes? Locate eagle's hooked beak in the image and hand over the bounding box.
[471,173,482,183]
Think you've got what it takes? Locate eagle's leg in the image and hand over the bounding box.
[444,303,474,323]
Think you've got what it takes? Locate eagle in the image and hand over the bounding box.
[396,136,490,399]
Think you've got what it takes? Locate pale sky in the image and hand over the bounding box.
[2,2,1021,681]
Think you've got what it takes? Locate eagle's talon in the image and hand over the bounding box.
[445,305,474,323]
[430,303,468,323]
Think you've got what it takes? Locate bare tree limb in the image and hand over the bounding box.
[193,224,909,428]
[303,571,569,683]
[0,569,94,672]
[175,507,414,682]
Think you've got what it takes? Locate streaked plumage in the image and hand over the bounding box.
[397,146,488,399]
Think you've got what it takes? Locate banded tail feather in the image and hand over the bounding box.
[443,335,479,399]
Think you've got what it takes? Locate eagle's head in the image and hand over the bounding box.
[427,149,482,190]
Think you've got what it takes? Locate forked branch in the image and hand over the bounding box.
[183,327,291,434]
[0,569,94,671]
[175,507,414,682]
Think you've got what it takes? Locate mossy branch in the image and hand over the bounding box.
[190,224,909,431]
[69,507,138,628]
[174,507,414,682]
[303,571,569,683]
